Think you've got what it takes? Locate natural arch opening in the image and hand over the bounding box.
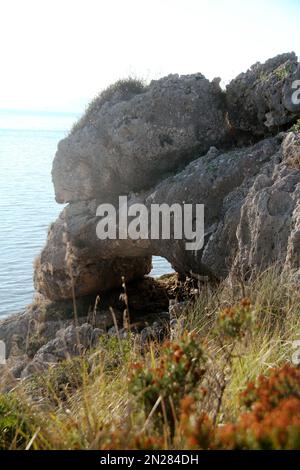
[150,256,174,278]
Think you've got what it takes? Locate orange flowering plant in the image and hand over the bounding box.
[129,333,207,430]
[217,365,300,449]
[216,298,254,340]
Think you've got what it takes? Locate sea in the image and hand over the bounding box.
[0,110,172,319]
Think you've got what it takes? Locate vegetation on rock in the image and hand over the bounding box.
[71,77,146,134]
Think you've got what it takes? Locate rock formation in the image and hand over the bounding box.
[1,52,300,379]
[227,52,300,135]
[35,136,283,301]
[35,52,300,302]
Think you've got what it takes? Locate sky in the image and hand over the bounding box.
[0,0,299,116]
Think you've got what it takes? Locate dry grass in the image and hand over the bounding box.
[71,77,146,134]
[1,267,300,449]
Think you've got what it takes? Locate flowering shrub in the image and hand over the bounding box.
[176,396,213,449]
[216,298,254,340]
[217,365,300,449]
[129,333,206,430]
[240,364,300,410]
[128,300,257,442]
[100,365,300,450]
[111,303,300,450]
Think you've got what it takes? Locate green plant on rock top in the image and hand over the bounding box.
[290,119,300,133]
[275,63,294,81]
[71,77,146,134]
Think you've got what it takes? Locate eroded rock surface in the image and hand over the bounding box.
[227,52,300,135]
[34,54,300,304]
[36,130,300,298]
[233,133,300,278]
[53,74,228,204]
[34,224,151,301]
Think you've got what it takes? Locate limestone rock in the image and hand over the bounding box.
[34,209,152,300]
[282,131,300,168]
[227,52,300,135]
[52,74,228,203]
[35,137,282,301]
[233,133,300,278]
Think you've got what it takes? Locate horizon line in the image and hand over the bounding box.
[0,108,80,117]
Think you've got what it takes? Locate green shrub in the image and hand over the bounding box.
[71,78,146,134]
[275,64,294,80]
[290,119,300,133]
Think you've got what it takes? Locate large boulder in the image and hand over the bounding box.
[227,52,300,136]
[20,323,105,378]
[34,212,151,300]
[7,56,300,382]
[0,298,123,365]
[52,75,228,203]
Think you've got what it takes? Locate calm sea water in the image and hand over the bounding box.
[0,112,172,318]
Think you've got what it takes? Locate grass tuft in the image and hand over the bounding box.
[70,77,146,134]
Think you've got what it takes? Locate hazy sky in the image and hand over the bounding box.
[1,0,299,115]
